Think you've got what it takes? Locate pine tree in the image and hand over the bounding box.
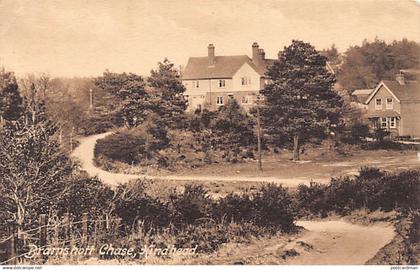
[0,68,24,122]
[261,40,343,160]
[94,71,151,128]
[148,58,187,129]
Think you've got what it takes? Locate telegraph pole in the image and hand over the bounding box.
[89,88,93,111]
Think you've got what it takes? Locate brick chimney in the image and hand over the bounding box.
[208,44,215,66]
[396,72,405,85]
[252,42,260,64]
[259,48,265,60]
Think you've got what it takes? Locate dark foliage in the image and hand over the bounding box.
[295,168,420,216]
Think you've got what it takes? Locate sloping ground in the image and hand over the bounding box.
[288,220,395,265]
[71,132,420,187]
[71,133,313,187]
[172,219,395,265]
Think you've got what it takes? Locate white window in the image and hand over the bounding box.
[386,98,393,109]
[375,98,382,110]
[381,117,387,128]
[241,95,250,104]
[241,77,251,85]
[216,96,224,105]
[193,80,199,88]
[389,117,396,128]
[219,79,226,88]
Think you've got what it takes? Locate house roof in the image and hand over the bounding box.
[366,110,401,118]
[182,55,273,80]
[352,89,374,103]
[366,80,420,104]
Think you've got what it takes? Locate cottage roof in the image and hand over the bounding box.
[366,80,420,103]
[182,55,274,80]
[352,89,374,103]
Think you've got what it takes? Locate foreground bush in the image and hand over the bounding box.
[295,168,420,216]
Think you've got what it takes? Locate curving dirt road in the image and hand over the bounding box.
[179,219,395,265]
[289,220,395,264]
[71,133,396,264]
[71,132,314,187]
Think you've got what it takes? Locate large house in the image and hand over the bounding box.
[363,71,420,138]
[181,43,275,111]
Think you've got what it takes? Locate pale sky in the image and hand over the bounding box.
[1,0,419,77]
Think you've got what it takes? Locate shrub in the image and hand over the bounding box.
[296,168,420,216]
[252,184,295,231]
[113,180,172,232]
[169,184,213,226]
[95,130,147,164]
[214,184,295,232]
[296,182,329,217]
[94,115,170,166]
[58,175,114,218]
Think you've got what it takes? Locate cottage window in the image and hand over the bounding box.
[241,77,251,85]
[381,117,387,128]
[389,117,396,128]
[375,98,382,110]
[386,98,393,109]
[241,95,250,104]
[193,81,199,88]
[216,96,224,105]
[219,79,226,88]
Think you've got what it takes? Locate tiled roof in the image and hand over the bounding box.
[352,89,374,104]
[182,55,274,80]
[382,80,420,101]
[366,110,401,118]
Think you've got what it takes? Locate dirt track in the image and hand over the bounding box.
[71,132,420,187]
[71,132,315,187]
[289,220,395,264]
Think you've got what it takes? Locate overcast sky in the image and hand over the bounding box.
[1,0,419,77]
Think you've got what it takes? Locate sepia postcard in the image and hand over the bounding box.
[0,0,419,269]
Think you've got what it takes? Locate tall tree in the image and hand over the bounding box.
[18,74,51,125]
[261,40,343,161]
[94,71,151,128]
[211,99,255,155]
[0,120,74,233]
[0,68,24,122]
[148,58,187,129]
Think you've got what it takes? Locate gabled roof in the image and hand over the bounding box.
[182,55,272,80]
[352,89,374,104]
[365,80,420,104]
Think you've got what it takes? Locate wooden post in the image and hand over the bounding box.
[7,222,17,264]
[81,213,88,246]
[38,214,47,262]
[293,134,300,161]
[70,126,74,152]
[89,88,93,111]
[62,213,70,246]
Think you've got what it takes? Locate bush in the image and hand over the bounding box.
[361,140,416,150]
[296,182,329,217]
[252,184,295,231]
[214,184,295,232]
[58,175,114,218]
[169,184,213,226]
[94,114,170,166]
[95,129,147,164]
[295,168,420,216]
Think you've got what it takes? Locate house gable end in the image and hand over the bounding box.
[365,81,401,105]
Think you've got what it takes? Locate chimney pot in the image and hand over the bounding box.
[396,72,405,85]
[259,48,265,60]
[208,44,215,66]
[252,42,260,64]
